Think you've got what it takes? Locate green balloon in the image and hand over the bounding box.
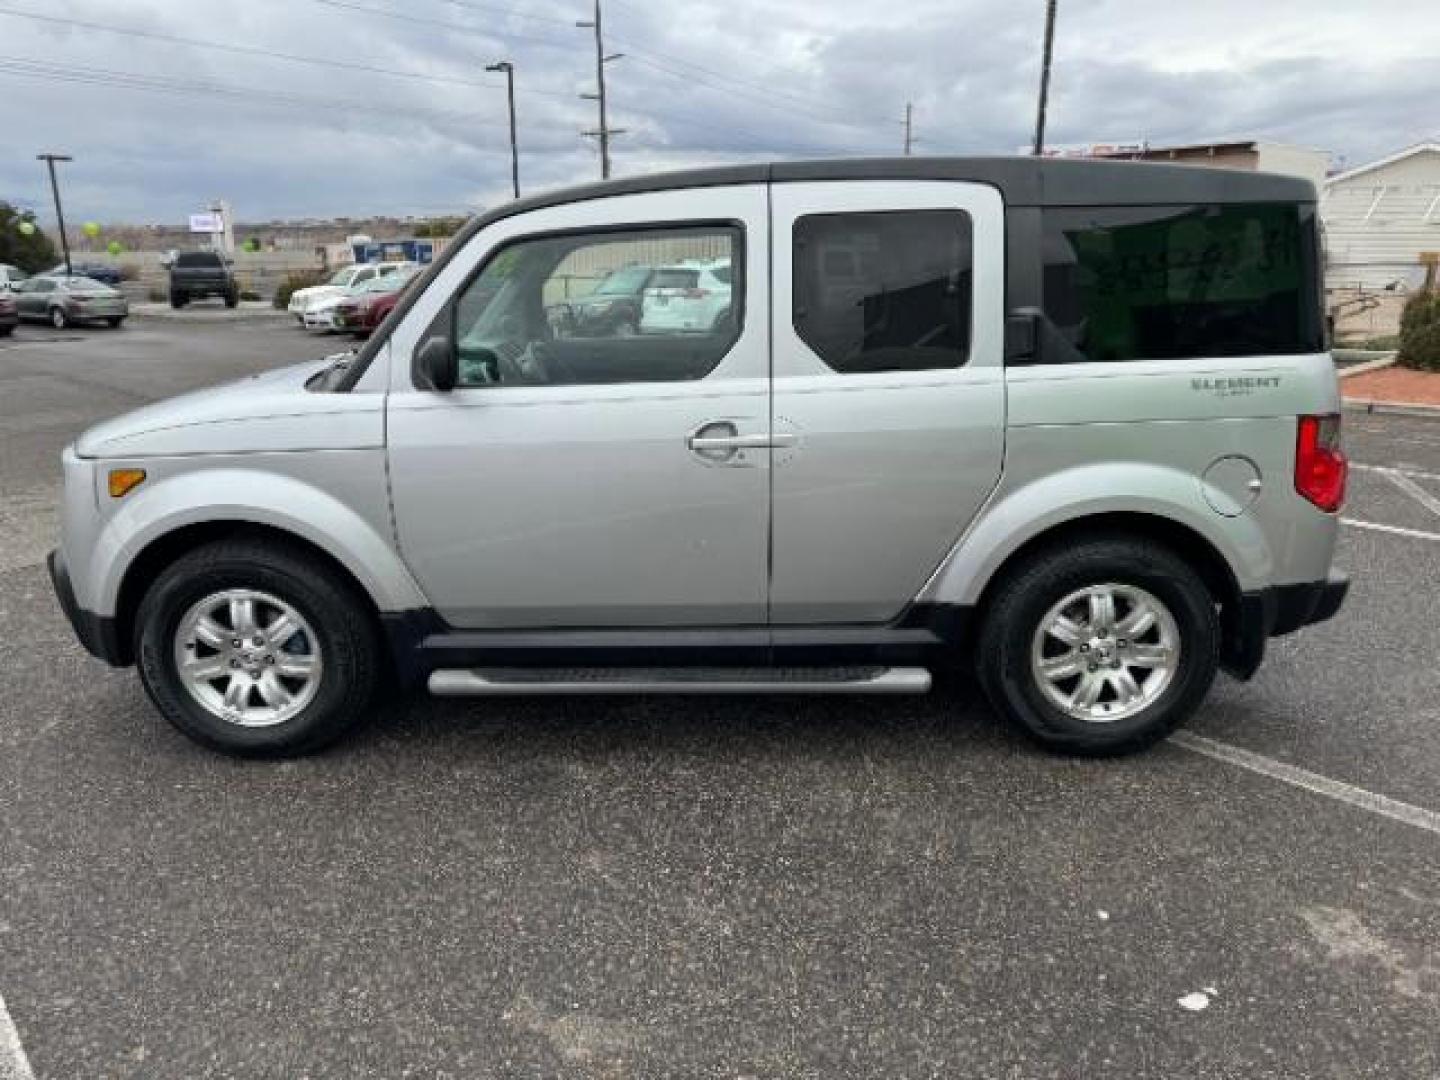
[107,240,124,256]
[82,221,101,238]
[17,220,36,236]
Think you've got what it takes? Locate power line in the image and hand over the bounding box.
[308,0,582,52]
[0,5,506,93]
[0,55,510,126]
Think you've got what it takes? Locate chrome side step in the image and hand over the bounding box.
[428,666,932,696]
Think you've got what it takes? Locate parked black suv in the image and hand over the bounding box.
[169,251,238,308]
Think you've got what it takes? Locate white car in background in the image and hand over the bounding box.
[289,261,414,326]
[638,259,733,334]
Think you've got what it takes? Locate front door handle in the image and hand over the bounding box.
[687,421,798,465]
[689,433,783,451]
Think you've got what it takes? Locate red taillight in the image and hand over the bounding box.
[1295,414,1347,512]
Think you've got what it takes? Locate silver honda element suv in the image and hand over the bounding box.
[50,158,1348,757]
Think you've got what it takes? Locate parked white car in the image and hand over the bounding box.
[288,261,414,324]
[0,262,27,291]
[639,259,733,334]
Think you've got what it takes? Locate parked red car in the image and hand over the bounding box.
[333,267,420,338]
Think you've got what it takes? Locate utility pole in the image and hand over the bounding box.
[903,102,914,156]
[36,152,73,274]
[1032,0,1058,156]
[577,0,624,179]
[486,60,520,198]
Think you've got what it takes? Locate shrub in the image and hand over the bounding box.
[240,289,261,302]
[117,262,141,282]
[1398,291,1440,372]
[273,268,325,310]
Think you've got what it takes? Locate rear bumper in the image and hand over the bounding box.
[48,548,127,666]
[1223,572,1349,680]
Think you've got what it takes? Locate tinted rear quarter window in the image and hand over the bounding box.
[1038,202,1324,363]
[793,210,972,373]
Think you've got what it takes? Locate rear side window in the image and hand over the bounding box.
[793,211,972,373]
[1039,202,1324,364]
[651,268,699,290]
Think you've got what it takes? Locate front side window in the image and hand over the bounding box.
[447,224,742,388]
[1038,202,1325,363]
[793,210,972,374]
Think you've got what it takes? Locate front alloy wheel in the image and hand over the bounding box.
[135,535,381,756]
[50,306,68,329]
[173,589,323,728]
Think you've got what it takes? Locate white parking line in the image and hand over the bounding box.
[1341,518,1440,542]
[1378,469,1440,520]
[1351,462,1440,485]
[1173,733,1440,838]
[0,994,35,1080]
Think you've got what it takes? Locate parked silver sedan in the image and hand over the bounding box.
[12,274,128,329]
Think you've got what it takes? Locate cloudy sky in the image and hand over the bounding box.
[1,0,1437,225]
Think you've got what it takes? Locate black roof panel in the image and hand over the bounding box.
[492,156,1316,218]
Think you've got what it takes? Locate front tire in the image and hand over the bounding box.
[976,536,1220,756]
[135,536,381,757]
[224,290,239,308]
[170,291,188,309]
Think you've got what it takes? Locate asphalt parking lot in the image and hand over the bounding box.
[1,312,1438,1078]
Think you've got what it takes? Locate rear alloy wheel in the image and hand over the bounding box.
[976,536,1219,755]
[49,306,69,329]
[106,317,124,328]
[136,537,381,757]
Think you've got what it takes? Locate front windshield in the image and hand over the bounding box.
[591,266,650,296]
[327,268,355,286]
[60,277,109,291]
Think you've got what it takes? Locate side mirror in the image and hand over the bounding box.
[416,333,457,392]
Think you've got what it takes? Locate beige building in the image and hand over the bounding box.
[1087,140,1332,191]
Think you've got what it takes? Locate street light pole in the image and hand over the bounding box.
[1032,0,1059,156]
[486,60,520,199]
[36,152,73,274]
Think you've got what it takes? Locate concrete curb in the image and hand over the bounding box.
[1343,398,1440,419]
[1336,353,1398,379]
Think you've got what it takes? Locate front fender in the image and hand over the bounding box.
[86,456,427,617]
[917,462,1271,606]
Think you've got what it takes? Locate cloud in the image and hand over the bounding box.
[0,0,1435,223]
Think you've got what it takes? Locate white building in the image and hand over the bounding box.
[1322,142,1440,291]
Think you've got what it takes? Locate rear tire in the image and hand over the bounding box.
[135,537,381,757]
[170,291,187,309]
[224,290,239,309]
[49,306,68,329]
[0,325,13,337]
[106,317,124,328]
[975,536,1219,756]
